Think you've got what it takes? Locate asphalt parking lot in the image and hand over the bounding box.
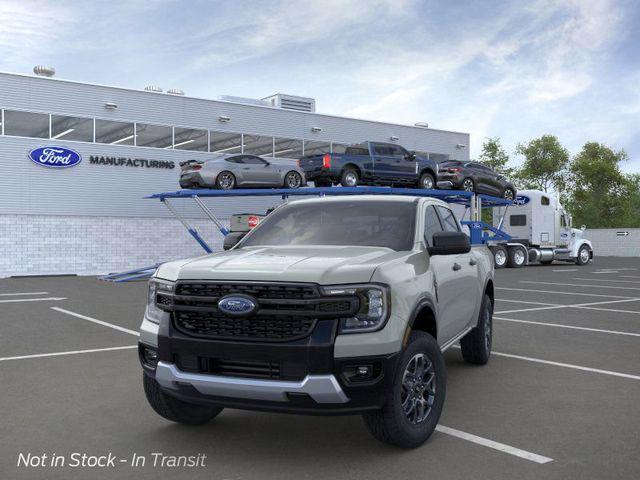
[2,257,640,480]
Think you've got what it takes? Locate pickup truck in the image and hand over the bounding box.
[139,195,494,448]
[298,141,439,189]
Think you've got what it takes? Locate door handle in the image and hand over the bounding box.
[452,263,461,271]
[469,258,477,266]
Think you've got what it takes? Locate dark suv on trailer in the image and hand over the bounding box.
[437,161,516,199]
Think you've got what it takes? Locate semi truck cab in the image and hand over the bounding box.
[490,189,593,267]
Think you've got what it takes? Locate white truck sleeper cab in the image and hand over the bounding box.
[490,189,593,268]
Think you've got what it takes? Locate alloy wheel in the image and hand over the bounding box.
[344,172,358,187]
[580,247,590,263]
[514,248,525,265]
[503,189,515,200]
[218,172,235,190]
[286,172,301,189]
[462,179,474,192]
[495,249,507,267]
[401,353,436,425]
[421,176,434,189]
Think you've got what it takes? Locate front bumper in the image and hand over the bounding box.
[141,317,400,415]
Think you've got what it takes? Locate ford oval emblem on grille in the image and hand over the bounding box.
[217,295,257,316]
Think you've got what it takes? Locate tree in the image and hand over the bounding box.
[515,135,569,192]
[566,142,632,228]
[478,137,514,177]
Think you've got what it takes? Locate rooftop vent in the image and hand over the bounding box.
[414,122,429,128]
[167,88,185,96]
[33,65,55,77]
[144,85,163,93]
[262,94,316,112]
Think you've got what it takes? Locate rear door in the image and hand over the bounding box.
[434,205,480,338]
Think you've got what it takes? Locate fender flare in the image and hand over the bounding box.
[403,295,438,346]
[570,238,593,258]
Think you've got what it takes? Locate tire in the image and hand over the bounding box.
[575,245,591,266]
[502,187,515,201]
[143,374,223,425]
[461,178,475,192]
[460,294,493,365]
[284,171,303,189]
[491,245,508,269]
[216,171,236,190]
[507,245,526,268]
[314,179,332,187]
[418,172,435,190]
[362,332,445,449]
[340,168,359,187]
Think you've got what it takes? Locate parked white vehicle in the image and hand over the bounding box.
[490,189,593,268]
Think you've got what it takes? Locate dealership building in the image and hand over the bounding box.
[0,69,470,278]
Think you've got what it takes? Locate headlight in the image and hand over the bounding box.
[321,284,390,334]
[145,278,175,324]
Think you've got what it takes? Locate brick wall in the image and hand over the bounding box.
[0,215,228,278]
[583,228,640,257]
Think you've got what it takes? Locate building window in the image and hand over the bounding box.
[173,127,208,151]
[274,137,303,159]
[3,110,49,138]
[135,123,172,149]
[243,134,274,156]
[331,143,348,154]
[303,140,331,156]
[95,119,135,145]
[210,131,243,154]
[51,115,93,142]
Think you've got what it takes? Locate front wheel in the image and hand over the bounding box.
[576,245,591,265]
[143,375,223,425]
[284,171,303,189]
[362,332,445,448]
[418,172,435,190]
[460,294,493,365]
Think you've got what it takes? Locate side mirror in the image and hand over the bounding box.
[405,151,416,161]
[223,232,246,250]
[428,231,470,256]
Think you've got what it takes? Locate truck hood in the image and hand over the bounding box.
[155,246,407,284]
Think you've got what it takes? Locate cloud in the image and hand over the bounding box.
[0,0,74,68]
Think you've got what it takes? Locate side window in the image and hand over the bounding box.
[424,206,444,247]
[373,144,391,156]
[243,155,267,165]
[226,156,243,164]
[510,215,527,226]
[388,145,406,158]
[541,196,550,206]
[436,206,460,232]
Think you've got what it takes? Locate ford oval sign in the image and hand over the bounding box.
[514,195,530,206]
[28,146,82,168]
[217,295,257,316]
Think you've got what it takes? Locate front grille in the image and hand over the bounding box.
[175,354,282,379]
[175,283,319,300]
[165,282,359,342]
[174,311,316,342]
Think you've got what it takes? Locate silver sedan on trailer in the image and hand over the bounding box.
[179,154,307,190]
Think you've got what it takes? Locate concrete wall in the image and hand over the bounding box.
[584,228,640,257]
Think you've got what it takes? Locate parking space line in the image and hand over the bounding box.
[51,307,139,336]
[552,269,578,272]
[495,297,640,315]
[497,299,560,306]
[573,306,640,315]
[0,297,67,304]
[494,316,640,337]
[497,287,635,299]
[573,277,640,284]
[489,350,640,381]
[435,425,553,464]
[621,275,640,279]
[0,345,137,362]
[0,292,49,296]
[521,281,640,291]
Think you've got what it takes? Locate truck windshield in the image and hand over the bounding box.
[240,200,416,251]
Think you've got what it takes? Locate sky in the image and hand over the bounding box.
[1,0,639,171]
